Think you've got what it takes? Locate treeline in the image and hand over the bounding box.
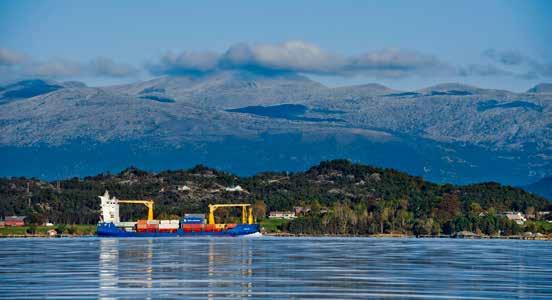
[282,161,551,235]
[284,200,543,236]
[0,160,550,236]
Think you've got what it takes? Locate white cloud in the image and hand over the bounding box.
[221,41,345,74]
[483,49,524,66]
[89,57,138,77]
[149,41,452,78]
[147,51,219,75]
[0,47,26,66]
[3,43,550,82]
[345,48,451,77]
[483,48,552,78]
[29,59,83,77]
[0,47,138,80]
[457,64,512,77]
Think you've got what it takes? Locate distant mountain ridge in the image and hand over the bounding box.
[527,83,552,94]
[523,176,552,200]
[0,72,550,185]
[0,79,63,105]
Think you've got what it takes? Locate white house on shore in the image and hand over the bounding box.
[225,185,247,193]
[177,185,191,191]
[500,212,527,225]
[269,211,296,219]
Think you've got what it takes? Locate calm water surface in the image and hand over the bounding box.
[0,237,551,299]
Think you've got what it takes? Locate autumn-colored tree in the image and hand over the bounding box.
[376,201,391,234]
[435,194,461,223]
[253,200,267,220]
[525,206,535,220]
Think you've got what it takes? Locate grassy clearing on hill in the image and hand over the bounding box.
[260,218,288,233]
[0,225,96,237]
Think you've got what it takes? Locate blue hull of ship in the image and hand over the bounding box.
[96,222,260,237]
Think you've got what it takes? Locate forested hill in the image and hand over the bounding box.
[1,160,550,235]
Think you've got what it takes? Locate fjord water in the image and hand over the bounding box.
[0,237,551,299]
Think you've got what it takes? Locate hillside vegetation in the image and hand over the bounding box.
[1,160,550,235]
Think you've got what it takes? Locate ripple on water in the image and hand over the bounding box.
[0,237,551,299]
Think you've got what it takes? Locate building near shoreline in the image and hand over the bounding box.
[294,206,311,216]
[2,216,26,227]
[269,211,296,219]
[500,212,526,225]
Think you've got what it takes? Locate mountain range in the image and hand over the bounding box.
[0,71,550,190]
[523,176,552,200]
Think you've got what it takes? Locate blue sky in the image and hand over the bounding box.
[0,0,551,91]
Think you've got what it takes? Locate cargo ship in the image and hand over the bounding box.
[96,191,260,237]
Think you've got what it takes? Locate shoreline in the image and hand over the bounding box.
[263,232,552,240]
[0,234,95,238]
[1,232,550,240]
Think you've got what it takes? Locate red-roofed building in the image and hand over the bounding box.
[3,216,26,227]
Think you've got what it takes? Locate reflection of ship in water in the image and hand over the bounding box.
[98,239,154,300]
[98,238,256,298]
[99,239,118,299]
[208,239,254,299]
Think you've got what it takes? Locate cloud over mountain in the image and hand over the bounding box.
[220,41,345,75]
[483,48,552,78]
[148,42,551,80]
[0,48,27,66]
[28,59,82,77]
[344,48,449,78]
[458,64,512,77]
[88,57,138,77]
[483,49,524,66]
[0,47,138,81]
[147,41,450,78]
[146,51,220,76]
[2,43,552,82]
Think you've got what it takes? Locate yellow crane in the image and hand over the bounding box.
[208,204,253,225]
[118,200,155,221]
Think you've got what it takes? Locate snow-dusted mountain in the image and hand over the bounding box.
[0,71,550,185]
[527,83,552,94]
